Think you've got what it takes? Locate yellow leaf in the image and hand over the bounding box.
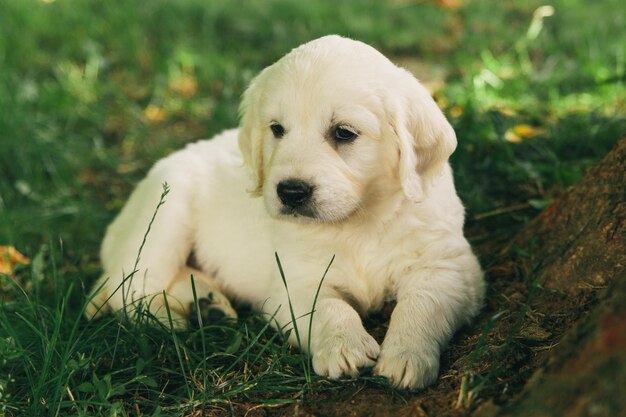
[436,0,462,10]
[513,124,544,138]
[505,124,544,143]
[144,104,167,124]
[499,108,517,117]
[168,73,198,98]
[0,246,30,275]
[449,105,464,118]
[504,130,522,143]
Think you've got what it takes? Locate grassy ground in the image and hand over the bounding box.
[0,0,624,416]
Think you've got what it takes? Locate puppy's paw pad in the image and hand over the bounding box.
[312,330,380,379]
[373,348,439,390]
[189,291,237,325]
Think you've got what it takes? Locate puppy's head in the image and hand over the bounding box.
[238,35,456,223]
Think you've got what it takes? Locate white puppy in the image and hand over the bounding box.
[86,35,485,390]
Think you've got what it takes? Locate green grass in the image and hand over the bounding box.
[1,0,625,415]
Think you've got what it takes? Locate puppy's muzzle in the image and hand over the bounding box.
[277,179,313,208]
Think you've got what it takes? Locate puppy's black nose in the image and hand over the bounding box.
[277,179,312,208]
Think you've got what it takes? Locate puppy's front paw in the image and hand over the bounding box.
[189,291,237,326]
[373,341,440,390]
[312,328,380,379]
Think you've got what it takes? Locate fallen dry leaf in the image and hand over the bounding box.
[0,246,30,275]
[436,0,462,10]
[505,123,545,143]
[449,105,464,117]
[144,104,167,124]
[168,72,198,98]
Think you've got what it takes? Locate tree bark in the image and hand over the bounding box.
[508,137,625,295]
[477,137,626,417]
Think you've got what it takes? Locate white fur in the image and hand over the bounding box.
[86,35,485,390]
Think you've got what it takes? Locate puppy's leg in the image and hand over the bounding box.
[374,247,484,390]
[167,266,237,327]
[86,154,198,323]
[265,289,380,379]
[309,297,380,379]
[85,274,113,319]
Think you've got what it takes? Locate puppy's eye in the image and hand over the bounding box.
[270,123,285,138]
[334,126,358,142]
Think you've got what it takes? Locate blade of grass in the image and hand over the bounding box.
[305,255,334,386]
[88,183,170,322]
[162,291,192,399]
[189,274,208,403]
[274,253,307,377]
[124,183,170,320]
[275,252,335,388]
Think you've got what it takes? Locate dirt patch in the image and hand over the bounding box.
[263,256,600,417]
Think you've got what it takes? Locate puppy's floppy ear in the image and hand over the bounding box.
[391,70,457,202]
[238,76,266,196]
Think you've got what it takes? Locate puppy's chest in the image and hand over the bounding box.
[324,235,399,313]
